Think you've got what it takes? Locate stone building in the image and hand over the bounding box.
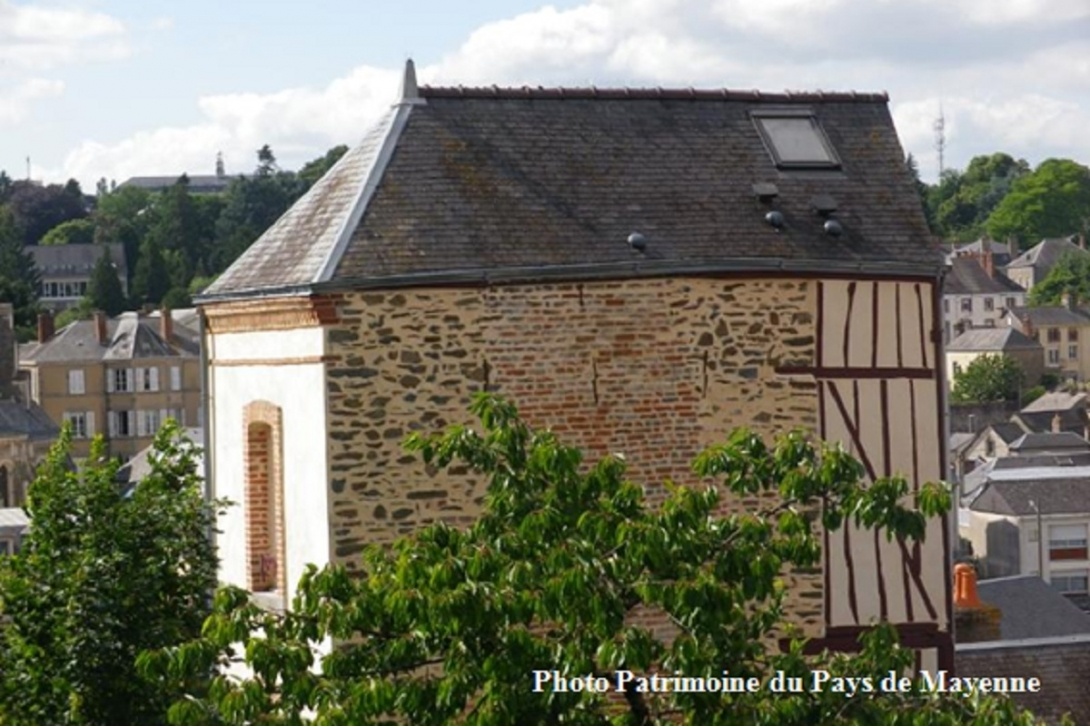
[197,63,953,667]
[0,304,58,510]
[19,309,202,461]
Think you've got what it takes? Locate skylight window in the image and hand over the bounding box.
[753,113,840,169]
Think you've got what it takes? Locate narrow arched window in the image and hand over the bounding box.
[243,402,284,596]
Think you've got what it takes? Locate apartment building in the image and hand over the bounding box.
[19,309,201,460]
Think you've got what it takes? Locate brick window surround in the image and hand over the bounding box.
[243,401,286,598]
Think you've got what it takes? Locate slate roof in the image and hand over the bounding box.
[1009,431,1090,454]
[957,638,1090,724]
[969,474,1090,516]
[28,243,127,280]
[946,327,1039,352]
[0,400,58,439]
[944,257,1023,295]
[992,421,1030,443]
[1022,391,1089,413]
[1009,305,1090,328]
[0,507,29,537]
[201,65,938,301]
[946,238,1015,265]
[1006,236,1089,270]
[20,313,198,364]
[119,175,246,194]
[978,575,1090,640]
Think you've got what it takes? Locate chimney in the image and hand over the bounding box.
[159,306,172,344]
[36,311,54,344]
[1079,234,1086,250]
[953,563,1002,643]
[93,310,108,346]
[1008,237,1016,258]
[0,303,13,397]
[1052,412,1063,433]
[982,250,994,279]
[1062,292,1075,311]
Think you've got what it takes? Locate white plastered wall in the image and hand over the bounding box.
[207,326,330,600]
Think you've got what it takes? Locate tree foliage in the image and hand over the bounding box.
[0,206,42,336]
[142,394,1034,726]
[5,178,87,246]
[0,421,220,725]
[40,218,95,245]
[986,159,1090,246]
[86,246,128,316]
[925,153,1030,241]
[1027,249,1090,306]
[951,354,1026,403]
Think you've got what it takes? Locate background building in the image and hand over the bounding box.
[19,309,201,460]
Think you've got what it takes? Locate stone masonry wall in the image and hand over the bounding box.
[324,277,821,634]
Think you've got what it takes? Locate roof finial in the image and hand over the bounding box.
[399,58,420,103]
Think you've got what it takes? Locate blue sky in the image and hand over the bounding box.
[2,0,1088,188]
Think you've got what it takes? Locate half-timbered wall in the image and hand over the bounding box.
[779,278,952,670]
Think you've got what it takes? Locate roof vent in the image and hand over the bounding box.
[824,219,844,238]
[627,232,647,252]
[765,211,785,230]
[752,182,779,203]
[811,194,838,217]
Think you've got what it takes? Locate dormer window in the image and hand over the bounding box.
[753,110,840,169]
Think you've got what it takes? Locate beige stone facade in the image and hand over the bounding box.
[20,311,203,461]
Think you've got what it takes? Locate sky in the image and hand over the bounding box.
[1,0,1088,189]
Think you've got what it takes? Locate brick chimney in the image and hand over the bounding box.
[159,306,172,343]
[36,311,54,344]
[982,249,994,278]
[1062,292,1076,311]
[1008,237,1017,258]
[954,563,1002,643]
[1052,412,1063,433]
[1077,234,1086,250]
[93,310,108,346]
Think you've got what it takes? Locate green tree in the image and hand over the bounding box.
[925,153,1030,242]
[40,218,95,245]
[0,206,42,337]
[951,354,1026,403]
[1027,250,1090,306]
[986,158,1090,245]
[93,184,152,284]
[131,237,172,307]
[211,160,305,272]
[142,395,1035,726]
[86,247,128,316]
[5,178,87,246]
[0,422,220,725]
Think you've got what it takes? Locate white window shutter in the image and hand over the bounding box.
[106,371,115,393]
[171,366,181,391]
[86,411,95,437]
[128,368,134,392]
[150,367,159,392]
[108,411,117,437]
[160,408,169,425]
[136,411,146,437]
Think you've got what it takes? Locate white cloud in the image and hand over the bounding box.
[0,0,129,70]
[56,0,1090,186]
[62,65,401,184]
[0,77,63,124]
